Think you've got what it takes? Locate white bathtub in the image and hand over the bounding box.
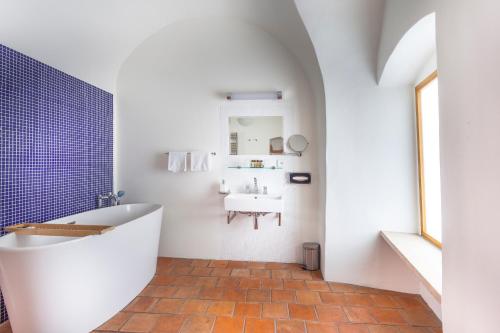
[0,203,163,333]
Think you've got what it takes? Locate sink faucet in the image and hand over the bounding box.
[253,177,259,194]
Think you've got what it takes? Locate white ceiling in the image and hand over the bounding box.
[0,0,320,93]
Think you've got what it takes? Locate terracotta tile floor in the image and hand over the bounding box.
[88,257,442,333]
[1,257,440,333]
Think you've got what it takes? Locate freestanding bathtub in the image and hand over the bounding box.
[0,203,163,333]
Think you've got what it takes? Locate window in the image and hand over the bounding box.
[415,71,442,248]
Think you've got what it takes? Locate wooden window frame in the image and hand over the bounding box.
[415,70,442,249]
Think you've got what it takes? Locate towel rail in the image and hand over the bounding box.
[165,152,216,156]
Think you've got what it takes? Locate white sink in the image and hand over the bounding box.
[224,193,283,213]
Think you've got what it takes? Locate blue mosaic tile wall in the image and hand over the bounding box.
[0,44,113,323]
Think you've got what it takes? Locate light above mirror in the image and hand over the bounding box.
[229,116,283,155]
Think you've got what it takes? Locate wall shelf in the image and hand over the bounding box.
[227,166,283,170]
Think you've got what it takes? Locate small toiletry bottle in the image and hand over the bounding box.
[220,179,227,193]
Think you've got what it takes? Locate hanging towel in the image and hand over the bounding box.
[167,152,187,172]
[190,151,211,172]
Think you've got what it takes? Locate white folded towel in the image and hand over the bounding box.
[167,152,187,172]
[190,151,211,172]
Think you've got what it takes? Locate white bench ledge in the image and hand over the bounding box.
[380,231,442,302]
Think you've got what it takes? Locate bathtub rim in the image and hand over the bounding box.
[0,203,163,252]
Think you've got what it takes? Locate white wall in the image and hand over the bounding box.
[377,0,436,83]
[295,0,421,293]
[117,18,322,263]
[437,1,500,332]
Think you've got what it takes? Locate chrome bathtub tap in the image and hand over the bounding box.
[97,191,125,208]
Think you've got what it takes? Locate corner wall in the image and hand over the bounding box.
[437,1,500,331]
[295,0,421,292]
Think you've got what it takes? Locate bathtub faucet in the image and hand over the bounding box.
[97,191,125,208]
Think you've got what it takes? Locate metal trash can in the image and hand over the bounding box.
[303,242,320,271]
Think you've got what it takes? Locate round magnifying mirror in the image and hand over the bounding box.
[287,134,309,156]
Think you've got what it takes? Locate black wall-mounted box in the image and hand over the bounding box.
[289,172,311,184]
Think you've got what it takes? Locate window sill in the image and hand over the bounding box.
[380,231,442,302]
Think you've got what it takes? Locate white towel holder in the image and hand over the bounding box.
[165,152,216,156]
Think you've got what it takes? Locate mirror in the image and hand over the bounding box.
[229,116,283,155]
[287,134,309,156]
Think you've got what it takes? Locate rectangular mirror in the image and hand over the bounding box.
[228,116,283,155]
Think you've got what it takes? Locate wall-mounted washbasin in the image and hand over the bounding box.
[224,193,283,213]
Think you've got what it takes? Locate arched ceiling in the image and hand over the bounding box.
[378,13,436,87]
[0,0,321,93]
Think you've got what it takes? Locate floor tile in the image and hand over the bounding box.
[196,277,218,288]
[125,297,158,312]
[368,307,407,325]
[284,280,307,290]
[296,290,322,304]
[306,322,339,333]
[247,262,267,269]
[152,286,177,298]
[329,283,357,293]
[152,314,186,333]
[191,267,213,276]
[97,312,131,331]
[344,294,373,307]
[140,285,158,297]
[247,288,271,302]
[239,278,261,289]
[152,299,185,314]
[87,257,441,333]
[222,288,247,302]
[179,299,210,314]
[306,280,330,292]
[120,313,159,332]
[226,261,248,269]
[211,268,232,277]
[209,260,228,268]
[277,319,306,333]
[272,289,296,303]
[245,318,275,333]
[192,259,210,267]
[251,269,271,278]
[231,269,251,277]
[344,306,376,324]
[179,315,214,333]
[273,269,292,279]
[151,275,176,286]
[366,324,400,333]
[401,309,441,327]
[320,292,346,305]
[212,316,244,333]
[234,302,262,318]
[206,301,235,316]
[393,296,427,310]
[173,287,200,299]
[217,277,241,288]
[266,262,288,269]
[199,287,224,300]
[315,305,348,322]
[369,295,400,308]
[262,303,289,319]
[397,326,432,333]
[262,278,284,289]
[337,323,370,333]
[291,270,312,280]
[288,303,317,320]
[173,276,198,287]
